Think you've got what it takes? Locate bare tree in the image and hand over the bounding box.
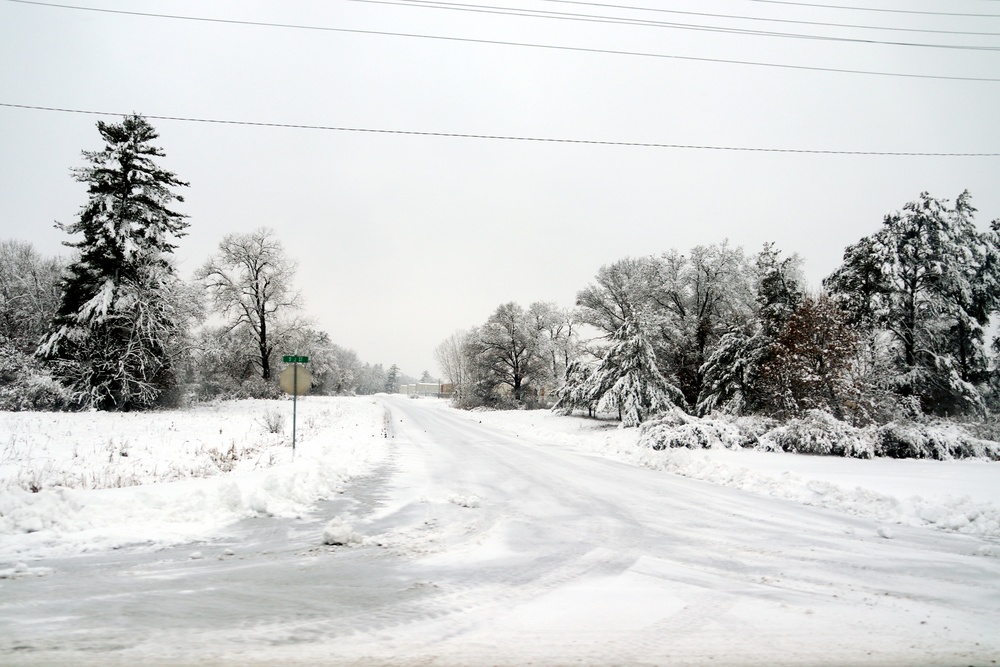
[0,240,63,352]
[473,302,548,403]
[436,330,471,399]
[195,227,304,382]
[526,302,580,390]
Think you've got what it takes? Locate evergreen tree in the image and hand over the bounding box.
[385,364,401,393]
[580,315,685,426]
[825,191,998,415]
[754,242,804,337]
[695,322,763,416]
[37,114,190,410]
[552,359,596,416]
[696,244,803,416]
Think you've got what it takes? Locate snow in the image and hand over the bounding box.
[2,396,1000,666]
[8,397,991,557]
[322,516,362,545]
[0,397,389,559]
[461,405,1000,540]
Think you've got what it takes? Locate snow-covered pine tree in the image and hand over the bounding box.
[552,359,596,416]
[754,242,804,337]
[385,364,401,393]
[581,315,685,427]
[696,243,803,416]
[825,191,998,416]
[695,323,766,416]
[37,114,190,410]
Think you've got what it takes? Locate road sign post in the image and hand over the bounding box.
[279,356,310,456]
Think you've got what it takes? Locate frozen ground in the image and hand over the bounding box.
[1,396,999,666]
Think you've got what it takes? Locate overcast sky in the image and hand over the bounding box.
[2,0,999,377]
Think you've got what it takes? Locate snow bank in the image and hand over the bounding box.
[629,446,1000,539]
[0,397,388,559]
[442,403,1000,541]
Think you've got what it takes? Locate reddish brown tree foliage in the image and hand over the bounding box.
[758,296,861,420]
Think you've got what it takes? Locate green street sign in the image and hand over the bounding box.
[282,355,309,363]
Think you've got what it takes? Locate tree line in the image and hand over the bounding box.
[440,195,1000,427]
[0,115,411,411]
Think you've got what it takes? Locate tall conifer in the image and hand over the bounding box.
[38,114,190,410]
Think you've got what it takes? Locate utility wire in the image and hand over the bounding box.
[737,0,1000,18]
[531,0,1000,36]
[5,0,999,82]
[3,103,997,157]
[353,0,1000,51]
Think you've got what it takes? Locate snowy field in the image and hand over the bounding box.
[0,397,390,561]
[2,396,1000,666]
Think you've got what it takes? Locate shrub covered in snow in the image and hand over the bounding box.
[959,418,1000,443]
[638,411,758,451]
[231,376,285,401]
[0,342,79,412]
[875,421,1000,460]
[762,410,875,458]
[730,415,779,445]
[635,408,1000,460]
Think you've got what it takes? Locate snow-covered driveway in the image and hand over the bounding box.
[3,395,1000,666]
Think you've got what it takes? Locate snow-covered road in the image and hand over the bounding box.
[3,396,1000,666]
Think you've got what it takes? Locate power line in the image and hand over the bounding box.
[3,102,997,157]
[531,0,1000,36]
[355,0,1000,51]
[738,0,1000,18]
[5,0,999,82]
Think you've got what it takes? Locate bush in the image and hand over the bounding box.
[762,410,874,458]
[638,412,755,451]
[875,421,1000,460]
[0,342,79,411]
[456,392,521,411]
[635,404,999,460]
[193,376,283,402]
[257,408,285,434]
[730,415,778,447]
[236,377,284,400]
[954,417,1000,443]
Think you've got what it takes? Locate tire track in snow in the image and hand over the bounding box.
[230,399,651,653]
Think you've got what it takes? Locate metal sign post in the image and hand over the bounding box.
[279,355,310,457]
[293,363,298,453]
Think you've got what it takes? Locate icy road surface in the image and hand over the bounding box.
[3,395,1000,666]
